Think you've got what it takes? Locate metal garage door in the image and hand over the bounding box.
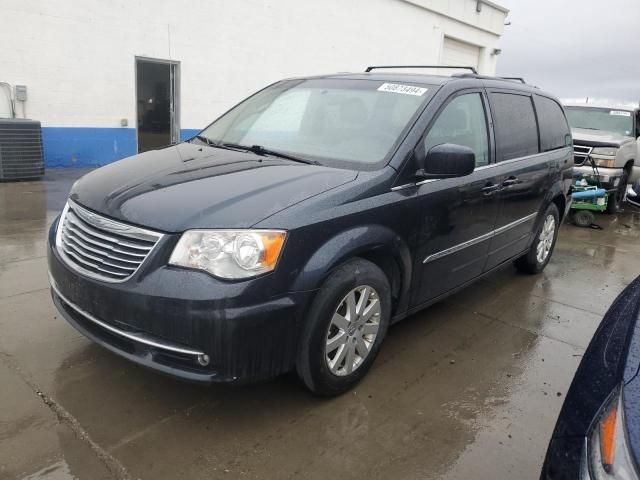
[442,37,480,71]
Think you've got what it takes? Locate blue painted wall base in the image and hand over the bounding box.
[42,127,201,168]
[180,129,199,141]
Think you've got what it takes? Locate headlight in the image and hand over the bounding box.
[586,387,638,479]
[592,158,617,168]
[169,230,286,279]
[592,147,618,156]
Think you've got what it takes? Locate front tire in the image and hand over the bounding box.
[514,203,560,274]
[296,258,391,396]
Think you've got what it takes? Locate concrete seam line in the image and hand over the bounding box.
[477,312,586,351]
[444,299,591,350]
[0,254,48,266]
[0,352,132,480]
[0,287,50,300]
[528,293,605,317]
[36,389,132,480]
[107,399,217,453]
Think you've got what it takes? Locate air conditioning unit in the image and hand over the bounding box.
[0,119,45,180]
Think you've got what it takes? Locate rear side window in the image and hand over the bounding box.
[489,93,539,161]
[535,95,571,151]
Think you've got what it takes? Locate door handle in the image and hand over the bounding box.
[481,183,501,195]
[502,177,521,187]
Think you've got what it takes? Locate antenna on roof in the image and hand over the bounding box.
[365,65,478,74]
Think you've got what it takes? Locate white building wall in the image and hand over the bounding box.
[0,0,506,165]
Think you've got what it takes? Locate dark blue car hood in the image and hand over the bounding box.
[542,276,640,478]
[621,279,640,468]
[69,142,358,232]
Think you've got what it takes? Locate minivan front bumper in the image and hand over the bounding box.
[47,219,312,384]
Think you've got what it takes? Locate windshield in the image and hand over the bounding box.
[197,78,433,169]
[565,107,634,137]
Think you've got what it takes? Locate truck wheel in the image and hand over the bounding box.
[514,203,560,274]
[606,170,629,214]
[296,258,391,396]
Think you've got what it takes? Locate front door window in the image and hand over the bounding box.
[423,93,489,167]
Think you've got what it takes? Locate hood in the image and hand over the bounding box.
[548,275,640,439]
[70,142,358,232]
[571,127,634,147]
[621,277,640,468]
[542,276,640,477]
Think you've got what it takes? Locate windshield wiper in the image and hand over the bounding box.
[193,135,215,146]
[193,135,244,152]
[221,143,319,165]
[194,137,319,164]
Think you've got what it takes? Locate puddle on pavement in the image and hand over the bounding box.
[21,460,76,480]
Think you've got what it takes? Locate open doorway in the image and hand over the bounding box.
[135,57,180,153]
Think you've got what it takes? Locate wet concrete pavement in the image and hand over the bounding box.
[1,168,639,479]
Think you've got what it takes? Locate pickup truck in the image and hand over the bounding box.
[564,103,640,212]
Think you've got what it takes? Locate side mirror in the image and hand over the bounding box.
[417,143,476,178]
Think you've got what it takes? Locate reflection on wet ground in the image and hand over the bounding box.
[1,169,639,479]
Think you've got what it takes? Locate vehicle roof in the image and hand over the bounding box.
[298,72,453,85]
[564,102,639,112]
[287,72,541,92]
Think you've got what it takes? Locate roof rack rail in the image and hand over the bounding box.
[499,77,526,83]
[365,65,478,74]
[452,73,530,85]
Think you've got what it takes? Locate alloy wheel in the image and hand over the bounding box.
[536,214,556,264]
[325,285,381,376]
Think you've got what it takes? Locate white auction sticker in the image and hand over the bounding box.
[610,110,631,116]
[377,83,428,96]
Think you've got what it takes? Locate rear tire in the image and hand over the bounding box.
[514,203,560,274]
[296,258,391,396]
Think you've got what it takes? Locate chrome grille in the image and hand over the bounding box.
[56,201,163,282]
[573,144,592,166]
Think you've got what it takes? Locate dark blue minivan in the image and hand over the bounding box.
[47,67,573,395]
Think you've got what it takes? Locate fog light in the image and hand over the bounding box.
[197,354,210,366]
